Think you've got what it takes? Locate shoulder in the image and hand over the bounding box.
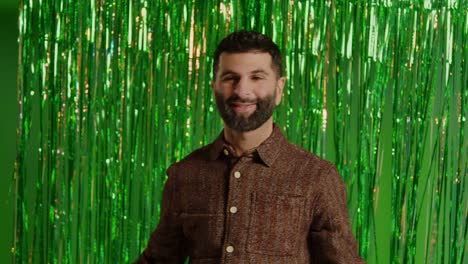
[166,143,213,175]
[282,140,334,172]
[281,142,347,196]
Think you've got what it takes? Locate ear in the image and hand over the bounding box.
[275,76,286,105]
[211,81,216,91]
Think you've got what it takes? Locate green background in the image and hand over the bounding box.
[10,0,468,263]
[0,0,18,263]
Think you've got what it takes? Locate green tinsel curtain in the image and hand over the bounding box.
[14,0,467,263]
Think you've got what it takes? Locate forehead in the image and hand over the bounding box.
[217,52,274,74]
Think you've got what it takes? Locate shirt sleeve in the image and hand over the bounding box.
[308,164,366,264]
[135,165,187,264]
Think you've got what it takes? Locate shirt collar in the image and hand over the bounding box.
[208,123,286,167]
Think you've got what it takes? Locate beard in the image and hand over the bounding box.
[214,90,277,132]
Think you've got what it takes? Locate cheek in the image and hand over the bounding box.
[254,82,276,97]
[214,86,230,101]
[216,86,231,99]
[218,82,232,91]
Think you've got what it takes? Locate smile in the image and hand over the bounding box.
[230,102,257,113]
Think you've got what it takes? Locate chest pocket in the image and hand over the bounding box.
[246,192,305,256]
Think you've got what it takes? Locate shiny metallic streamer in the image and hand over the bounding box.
[14,0,467,263]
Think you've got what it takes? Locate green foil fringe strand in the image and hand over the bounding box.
[15,0,467,263]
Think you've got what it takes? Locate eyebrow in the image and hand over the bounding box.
[220,69,269,77]
[250,69,269,75]
[220,70,238,77]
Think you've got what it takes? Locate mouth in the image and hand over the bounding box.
[229,102,257,113]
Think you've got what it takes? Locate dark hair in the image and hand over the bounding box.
[213,30,283,78]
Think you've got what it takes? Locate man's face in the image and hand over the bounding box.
[211,52,286,132]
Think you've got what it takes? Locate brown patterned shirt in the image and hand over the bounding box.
[137,124,365,263]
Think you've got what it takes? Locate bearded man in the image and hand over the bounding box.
[136,30,365,264]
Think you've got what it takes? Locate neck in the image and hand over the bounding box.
[223,118,274,156]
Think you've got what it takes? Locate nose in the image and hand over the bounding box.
[233,77,252,97]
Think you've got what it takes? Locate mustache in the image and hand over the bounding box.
[226,96,257,104]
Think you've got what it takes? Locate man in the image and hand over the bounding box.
[136,30,365,263]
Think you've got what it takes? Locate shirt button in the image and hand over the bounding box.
[234,171,241,178]
[226,245,234,253]
[229,206,238,213]
[223,149,229,156]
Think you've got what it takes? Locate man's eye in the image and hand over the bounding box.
[251,76,264,80]
[222,76,238,82]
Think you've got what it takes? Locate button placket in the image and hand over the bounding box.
[223,163,245,261]
[229,170,240,215]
